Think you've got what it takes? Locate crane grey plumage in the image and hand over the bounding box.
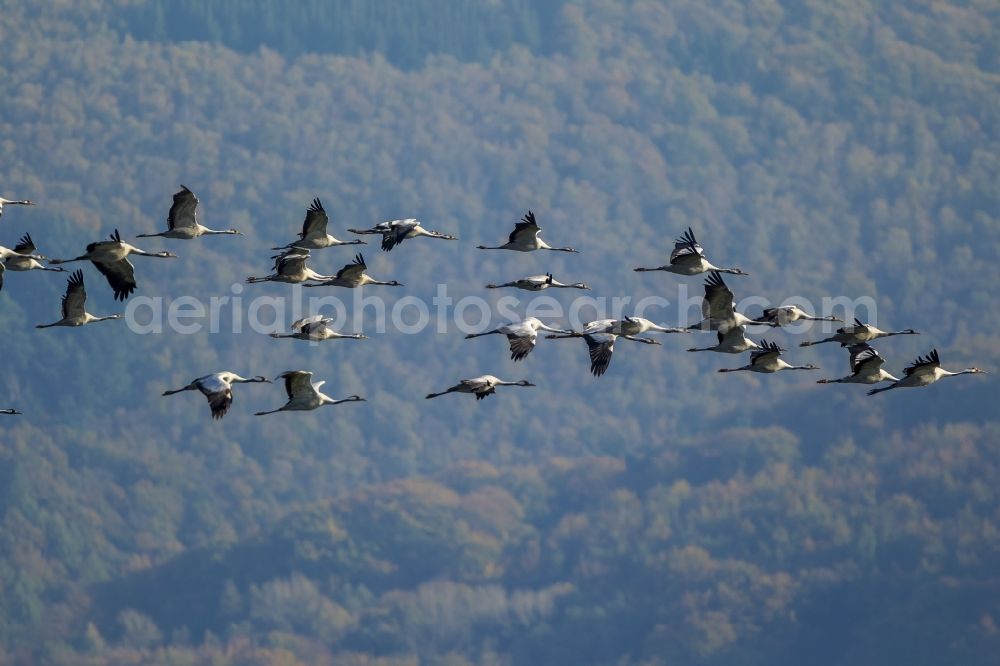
[303,253,402,288]
[348,218,457,252]
[0,241,45,264]
[255,370,365,414]
[13,233,37,256]
[799,318,918,347]
[36,270,123,328]
[272,198,366,250]
[425,375,535,400]
[816,343,900,385]
[635,227,746,276]
[477,211,577,252]
[485,273,589,291]
[760,305,841,326]
[601,316,687,337]
[718,339,819,374]
[3,233,64,272]
[546,319,663,377]
[247,248,334,284]
[269,315,366,342]
[137,185,242,239]
[465,317,574,361]
[163,371,271,420]
[49,229,177,301]
[867,349,985,396]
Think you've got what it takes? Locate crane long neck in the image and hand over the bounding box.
[49,256,88,265]
[326,395,363,405]
[420,230,455,240]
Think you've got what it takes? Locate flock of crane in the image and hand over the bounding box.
[0,187,987,419]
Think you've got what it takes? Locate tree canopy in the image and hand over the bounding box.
[0,0,998,663]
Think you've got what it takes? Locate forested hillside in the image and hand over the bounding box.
[1,0,998,664]
[117,0,567,66]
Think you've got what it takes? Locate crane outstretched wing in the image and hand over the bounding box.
[702,272,735,320]
[584,333,616,377]
[903,349,940,377]
[848,343,884,374]
[92,258,136,301]
[13,233,36,255]
[291,315,326,331]
[300,198,329,238]
[197,375,233,420]
[750,339,783,365]
[335,253,367,280]
[279,370,315,400]
[508,211,541,244]
[669,227,705,263]
[276,253,310,277]
[61,270,88,319]
[507,332,537,362]
[381,219,418,252]
[168,186,199,230]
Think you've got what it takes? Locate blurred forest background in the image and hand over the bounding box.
[1,0,999,664]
